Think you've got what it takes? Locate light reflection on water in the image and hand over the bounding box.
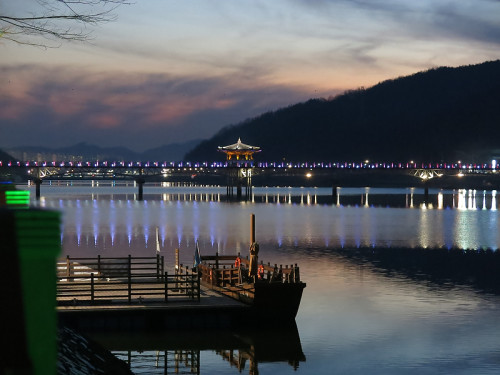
[33,187,500,257]
[296,250,500,374]
[27,184,500,374]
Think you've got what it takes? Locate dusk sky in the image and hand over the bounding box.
[1,0,500,152]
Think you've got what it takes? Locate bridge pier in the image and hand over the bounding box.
[135,178,145,201]
[237,184,242,200]
[332,186,339,205]
[225,167,252,201]
[34,178,42,200]
[332,180,341,205]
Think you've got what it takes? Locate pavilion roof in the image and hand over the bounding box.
[218,138,261,152]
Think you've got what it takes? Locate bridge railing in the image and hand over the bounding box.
[2,160,499,170]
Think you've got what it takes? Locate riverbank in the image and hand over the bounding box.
[333,246,500,294]
[58,326,132,375]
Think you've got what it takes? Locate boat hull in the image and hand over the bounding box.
[252,282,306,321]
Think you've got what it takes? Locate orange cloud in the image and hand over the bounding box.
[147,100,194,124]
[47,92,87,117]
[87,113,121,129]
[0,64,311,150]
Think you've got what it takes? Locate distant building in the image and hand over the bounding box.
[218,138,261,164]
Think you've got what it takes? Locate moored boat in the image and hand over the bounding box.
[197,254,306,321]
[196,214,306,322]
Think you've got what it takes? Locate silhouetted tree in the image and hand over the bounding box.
[0,0,128,47]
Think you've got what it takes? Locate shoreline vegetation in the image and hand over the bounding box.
[333,246,500,294]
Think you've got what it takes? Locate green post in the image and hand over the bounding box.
[1,209,32,373]
[14,209,60,375]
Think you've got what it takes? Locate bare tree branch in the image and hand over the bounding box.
[0,0,130,47]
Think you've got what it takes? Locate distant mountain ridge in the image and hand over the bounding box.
[0,149,13,161]
[4,139,202,162]
[185,60,500,163]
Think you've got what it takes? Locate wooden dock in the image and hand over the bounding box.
[57,249,305,331]
[57,256,252,332]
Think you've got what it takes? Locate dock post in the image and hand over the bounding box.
[156,254,160,280]
[175,249,179,290]
[90,273,95,304]
[66,255,70,279]
[175,248,180,271]
[191,272,195,300]
[164,271,168,302]
[128,255,132,304]
[197,272,201,301]
[295,265,300,283]
[97,255,101,277]
[251,213,255,243]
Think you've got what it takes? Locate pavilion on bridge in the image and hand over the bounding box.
[218,138,260,199]
[218,138,261,165]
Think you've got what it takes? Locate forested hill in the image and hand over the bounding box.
[0,149,13,161]
[185,60,500,163]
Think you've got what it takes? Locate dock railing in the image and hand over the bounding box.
[56,255,200,305]
[57,254,165,280]
[198,253,301,301]
[200,253,301,285]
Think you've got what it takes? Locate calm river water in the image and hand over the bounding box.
[28,182,500,374]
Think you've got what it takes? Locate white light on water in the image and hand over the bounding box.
[457,189,467,210]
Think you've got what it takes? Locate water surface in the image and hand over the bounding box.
[28,183,500,374]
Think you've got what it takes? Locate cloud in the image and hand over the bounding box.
[2,0,499,153]
[27,0,496,98]
[0,64,312,151]
[428,2,500,45]
[288,0,500,51]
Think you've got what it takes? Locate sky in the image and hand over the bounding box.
[1,0,500,152]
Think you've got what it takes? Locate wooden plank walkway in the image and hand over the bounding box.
[57,284,246,312]
[56,257,252,332]
[56,256,203,307]
[58,284,252,332]
[56,254,304,331]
